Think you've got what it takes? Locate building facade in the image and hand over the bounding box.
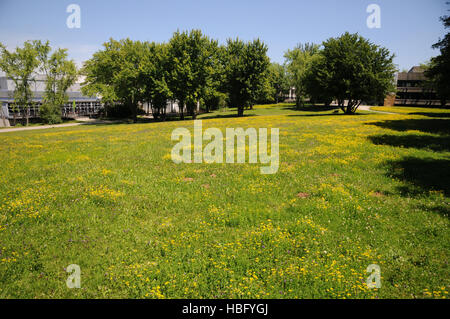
[0,75,102,125]
[141,100,182,115]
[394,66,441,106]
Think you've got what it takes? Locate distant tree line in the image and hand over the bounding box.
[1,30,401,125]
[82,30,398,119]
[81,30,272,121]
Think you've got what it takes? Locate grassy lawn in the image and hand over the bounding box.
[0,103,448,298]
[371,106,450,116]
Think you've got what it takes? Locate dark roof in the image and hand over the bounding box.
[409,66,424,73]
[397,66,426,81]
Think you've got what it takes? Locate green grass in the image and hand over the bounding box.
[371,106,450,116]
[0,104,448,298]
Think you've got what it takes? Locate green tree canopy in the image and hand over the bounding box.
[425,13,450,106]
[82,38,148,122]
[307,32,396,114]
[284,43,320,108]
[35,40,77,124]
[268,62,290,104]
[141,42,172,120]
[166,30,218,119]
[0,41,40,125]
[222,38,270,116]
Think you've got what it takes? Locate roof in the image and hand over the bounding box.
[0,75,99,102]
[397,66,426,81]
[409,66,424,73]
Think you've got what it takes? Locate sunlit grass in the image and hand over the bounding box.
[0,104,448,298]
[371,106,450,115]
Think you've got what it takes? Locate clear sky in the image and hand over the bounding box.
[0,0,447,71]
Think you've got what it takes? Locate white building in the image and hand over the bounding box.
[0,75,102,124]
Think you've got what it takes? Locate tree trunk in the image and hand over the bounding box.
[179,100,184,120]
[161,106,166,121]
[296,96,304,109]
[188,101,197,119]
[345,99,353,114]
[11,104,17,126]
[343,99,361,114]
[131,103,138,123]
[237,106,244,117]
[338,99,346,113]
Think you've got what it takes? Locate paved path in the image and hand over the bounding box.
[0,118,121,133]
[358,105,396,114]
[0,122,85,133]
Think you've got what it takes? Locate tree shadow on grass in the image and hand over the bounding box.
[281,105,339,112]
[287,112,370,117]
[282,104,376,117]
[366,119,450,135]
[417,204,450,219]
[385,157,450,197]
[410,112,450,118]
[198,113,256,120]
[368,134,450,152]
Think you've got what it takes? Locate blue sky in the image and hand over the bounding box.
[0,0,447,71]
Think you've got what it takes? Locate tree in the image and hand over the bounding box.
[307,32,396,114]
[304,54,334,106]
[82,38,147,122]
[166,30,218,120]
[35,41,77,124]
[425,11,450,106]
[268,63,290,103]
[200,44,228,113]
[253,68,274,105]
[222,38,270,116]
[0,41,40,126]
[284,43,320,108]
[141,42,172,121]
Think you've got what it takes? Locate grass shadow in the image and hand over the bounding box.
[417,204,450,219]
[287,112,370,117]
[366,119,450,135]
[198,113,256,120]
[410,112,450,118]
[368,134,450,152]
[385,157,450,197]
[281,105,339,112]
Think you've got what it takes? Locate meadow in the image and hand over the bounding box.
[0,104,448,298]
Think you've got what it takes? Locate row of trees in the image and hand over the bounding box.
[0,41,77,125]
[82,30,271,121]
[84,30,397,119]
[1,30,400,125]
[284,33,396,113]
